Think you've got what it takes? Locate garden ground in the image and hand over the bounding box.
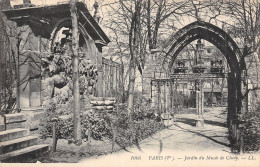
[30,107,259,166]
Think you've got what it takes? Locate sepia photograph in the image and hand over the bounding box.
[0,0,259,166]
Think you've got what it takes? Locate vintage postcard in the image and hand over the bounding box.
[0,0,259,166]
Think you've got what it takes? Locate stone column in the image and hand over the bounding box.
[142,54,157,105]
[142,67,154,102]
[95,44,103,97]
[195,79,204,127]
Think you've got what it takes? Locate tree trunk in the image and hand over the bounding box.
[70,0,82,145]
[126,0,142,144]
[146,0,152,50]
[152,0,163,49]
[127,0,142,115]
[127,58,136,116]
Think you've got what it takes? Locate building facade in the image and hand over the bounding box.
[171,40,229,107]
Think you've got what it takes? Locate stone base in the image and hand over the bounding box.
[0,114,6,131]
[195,118,204,127]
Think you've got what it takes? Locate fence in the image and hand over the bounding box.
[102,58,124,102]
[151,76,228,114]
[151,79,192,114]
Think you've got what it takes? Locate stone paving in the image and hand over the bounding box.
[79,107,260,167]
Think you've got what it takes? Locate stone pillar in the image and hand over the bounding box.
[142,67,154,103]
[195,79,204,127]
[151,81,157,107]
[142,54,157,105]
[95,44,103,97]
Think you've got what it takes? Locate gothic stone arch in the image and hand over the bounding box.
[164,21,247,152]
[164,21,246,124]
[142,21,247,152]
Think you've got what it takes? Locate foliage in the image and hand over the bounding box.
[39,103,72,140]
[82,110,113,141]
[171,91,195,109]
[40,37,99,144]
[39,101,111,142]
[40,101,164,148]
[111,103,164,148]
[241,102,260,153]
[115,118,163,148]
[0,10,17,113]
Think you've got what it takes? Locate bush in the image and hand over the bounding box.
[112,103,164,148]
[39,102,112,143]
[83,110,113,140]
[241,103,260,152]
[39,103,74,140]
[40,101,164,148]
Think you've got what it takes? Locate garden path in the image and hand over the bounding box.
[79,107,259,167]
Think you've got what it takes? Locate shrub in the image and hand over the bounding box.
[39,103,74,140]
[241,102,260,152]
[83,110,113,140]
[40,101,164,148]
[112,103,164,148]
[39,102,112,142]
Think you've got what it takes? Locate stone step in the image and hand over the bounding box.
[0,128,29,142]
[5,113,27,130]
[5,113,27,124]
[6,122,26,130]
[21,107,43,113]
[0,144,49,163]
[0,135,38,154]
[5,110,45,131]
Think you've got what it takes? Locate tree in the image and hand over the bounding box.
[102,0,259,119]
[177,0,260,107]
[0,0,18,112]
[102,0,195,115]
[126,0,142,115]
[219,0,260,111]
[70,0,82,145]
